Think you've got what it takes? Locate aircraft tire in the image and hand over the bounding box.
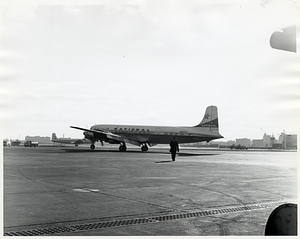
[90,144,95,150]
[119,145,127,152]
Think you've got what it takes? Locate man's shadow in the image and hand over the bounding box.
[155,160,173,163]
[155,152,218,163]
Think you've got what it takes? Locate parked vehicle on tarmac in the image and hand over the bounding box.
[3,140,9,147]
[24,141,38,147]
[230,144,248,150]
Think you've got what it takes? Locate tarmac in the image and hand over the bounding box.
[3,146,298,236]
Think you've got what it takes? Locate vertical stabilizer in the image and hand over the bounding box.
[195,106,219,131]
[52,133,58,140]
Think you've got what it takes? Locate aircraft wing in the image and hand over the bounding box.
[71,126,121,139]
[70,126,102,134]
[70,126,142,146]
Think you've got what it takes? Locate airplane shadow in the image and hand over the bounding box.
[61,149,219,157]
[177,152,218,157]
[61,149,138,153]
[61,148,170,154]
[155,153,218,163]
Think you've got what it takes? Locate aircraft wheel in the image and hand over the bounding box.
[141,145,148,151]
[119,145,127,152]
[90,144,95,150]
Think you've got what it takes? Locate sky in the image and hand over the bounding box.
[1,0,300,141]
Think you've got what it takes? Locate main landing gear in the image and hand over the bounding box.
[90,144,95,150]
[119,142,127,152]
[141,143,148,152]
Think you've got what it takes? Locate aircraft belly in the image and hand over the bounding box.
[118,134,148,145]
[146,134,214,144]
[107,131,221,145]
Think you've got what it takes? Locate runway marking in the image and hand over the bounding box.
[139,177,177,179]
[73,188,99,193]
[4,201,287,236]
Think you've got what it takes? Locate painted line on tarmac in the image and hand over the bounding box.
[4,201,286,236]
[73,188,99,193]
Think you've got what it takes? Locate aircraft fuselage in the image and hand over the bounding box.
[91,124,222,145]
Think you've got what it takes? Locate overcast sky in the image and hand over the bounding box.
[1,0,299,141]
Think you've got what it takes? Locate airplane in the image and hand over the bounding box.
[70,105,223,151]
[51,133,90,146]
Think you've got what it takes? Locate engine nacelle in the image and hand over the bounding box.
[83,131,94,140]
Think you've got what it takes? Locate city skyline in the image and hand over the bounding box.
[3,130,296,143]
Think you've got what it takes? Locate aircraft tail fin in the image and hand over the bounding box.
[195,105,219,132]
[52,133,57,140]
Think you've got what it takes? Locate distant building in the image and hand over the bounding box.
[236,138,251,147]
[263,133,272,147]
[262,133,277,147]
[278,132,297,150]
[11,140,21,146]
[285,134,297,150]
[278,133,285,144]
[25,136,51,144]
[252,139,264,148]
[270,135,275,147]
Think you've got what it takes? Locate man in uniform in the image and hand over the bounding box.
[169,137,179,161]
